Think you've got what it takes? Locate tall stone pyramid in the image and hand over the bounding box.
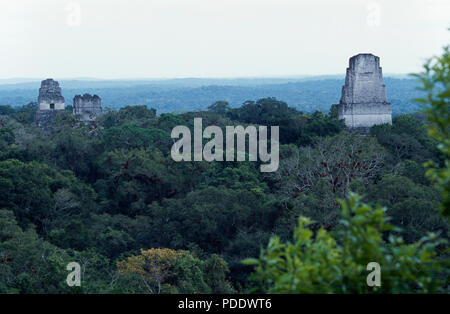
[35,79,65,129]
[334,53,392,129]
[38,79,65,110]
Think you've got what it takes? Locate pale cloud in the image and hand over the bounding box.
[0,0,449,79]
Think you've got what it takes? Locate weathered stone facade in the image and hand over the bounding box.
[35,79,65,129]
[34,79,103,129]
[333,53,392,130]
[38,79,65,110]
[73,94,102,122]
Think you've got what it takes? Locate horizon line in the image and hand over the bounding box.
[0,73,413,83]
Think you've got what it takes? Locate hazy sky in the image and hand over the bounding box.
[1,0,449,79]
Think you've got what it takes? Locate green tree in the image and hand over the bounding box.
[95,148,180,215]
[364,175,447,243]
[116,248,233,294]
[0,210,72,293]
[412,45,450,216]
[273,132,386,199]
[370,115,438,164]
[0,126,15,151]
[103,124,171,153]
[0,159,96,244]
[100,105,157,128]
[208,101,231,115]
[244,193,445,293]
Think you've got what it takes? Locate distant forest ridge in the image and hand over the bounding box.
[0,76,423,116]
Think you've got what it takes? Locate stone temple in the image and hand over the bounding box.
[35,79,65,128]
[38,78,65,110]
[333,53,392,130]
[34,79,103,129]
[73,94,102,122]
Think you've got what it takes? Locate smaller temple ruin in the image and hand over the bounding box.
[333,53,392,131]
[73,94,102,122]
[35,79,65,129]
